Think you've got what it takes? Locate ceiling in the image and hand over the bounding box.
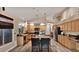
[5,7,66,23]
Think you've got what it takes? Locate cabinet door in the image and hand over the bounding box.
[74,20,79,32]
[58,35,60,42]
[60,36,65,45]
[74,20,77,32]
[64,23,66,31]
[62,24,64,31]
[67,22,69,31]
[72,21,75,32]
[63,36,66,46]
[58,35,62,43]
[40,25,46,31]
[65,23,68,32]
[66,37,71,49]
[68,22,72,32]
[76,42,79,50]
[62,24,65,31]
[69,38,76,50]
[76,20,79,32]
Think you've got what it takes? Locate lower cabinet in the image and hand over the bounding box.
[58,35,77,51]
[64,36,68,48]
[17,36,24,46]
[76,41,79,51]
[58,35,61,43]
[69,38,76,50]
[17,34,32,46]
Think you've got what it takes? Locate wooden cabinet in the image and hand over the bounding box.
[63,24,65,31]
[74,20,77,32]
[17,36,24,46]
[60,25,63,31]
[17,34,32,46]
[68,38,75,50]
[61,23,64,31]
[63,23,66,31]
[58,35,62,43]
[61,36,65,45]
[27,24,31,32]
[30,25,35,31]
[58,35,76,50]
[67,22,72,32]
[40,25,46,31]
[64,36,68,47]
[28,25,46,32]
[71,19,79,32]
[58,18,79,51]
[59,19,79,32]
[76,19,79,32]
[72,21,76,32]
[65,23,68,31]
[76,41,79,50]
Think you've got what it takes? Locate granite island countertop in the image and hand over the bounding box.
[32,35,51,39]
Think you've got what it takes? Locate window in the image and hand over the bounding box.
[0,29,12,46]
[0,29,3,45]
[4,29,12,44]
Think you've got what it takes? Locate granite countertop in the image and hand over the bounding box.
[66,33,79,41]
[66,35,79,42]
[32,35,50,38]
[59,33,79,42]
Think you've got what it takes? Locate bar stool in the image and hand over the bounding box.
[32,38,40,52]
[41,38,50,52]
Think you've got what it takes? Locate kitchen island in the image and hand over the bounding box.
[17,34,32,46]
[31,35,51,52]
